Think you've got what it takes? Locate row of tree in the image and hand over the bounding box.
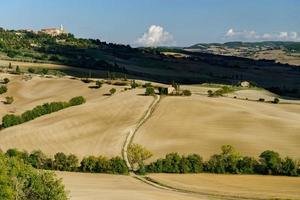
[145,145,300,176]
[2,96,86,128]
[5,149,129,175]
[0,152,68,200]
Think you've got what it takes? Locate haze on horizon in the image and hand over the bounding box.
[0,0,299,47]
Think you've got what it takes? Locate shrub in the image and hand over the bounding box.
[69,96,86,106]
[182,89,192,96]
[109,88,116,95]
[143,82,152,88]
[3,78,10,84]
[273,97,280,104]
[145,87,155,96]
[0,85,8,94]
[259,98,265,102]
[131,80,139,89]
[207,90,213,97]
[15,65,21,74]
[95,80,102,88]
[28,67,35,73]
[4,96,14,104]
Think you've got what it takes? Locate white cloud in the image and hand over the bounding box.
[224,28,300,41]
[136,25,174,47]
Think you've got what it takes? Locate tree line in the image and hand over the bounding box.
[5,148,129,175]
[145,145,299,176]
[2,96,86,128]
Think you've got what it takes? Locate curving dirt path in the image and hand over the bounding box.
[122,94,161,170]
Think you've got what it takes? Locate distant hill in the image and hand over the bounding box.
[185,41,300,66]
[1,28,300,98]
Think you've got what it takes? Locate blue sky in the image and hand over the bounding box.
[0,0,299,46]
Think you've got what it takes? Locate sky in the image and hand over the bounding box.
[0,0,299,47]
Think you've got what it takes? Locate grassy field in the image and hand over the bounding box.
[56,172,207,200]
[147,173,300,200]
[134,95,300,160]
[0,74,153,158]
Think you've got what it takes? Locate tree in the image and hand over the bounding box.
[109,88,116,95]
[182,89,192,96]
[110,156,128,174]
[281,157,298,176]
[128,143,153,169]
[0,85,7,94]
[145,87,155,96]
[0,153,68,200]
[80,156,97,172]
[259,150,282,175]
[131,80,139,89]
[16,65,21,74]
[3,78,10,84]
[163,153,181,173]
[273,98,280,104]
[4,96,14,104]
[179,156,191,173]
[28,67,35,73]
[237,156,258,174]
[186,154,203,173]
[28,150,47,169]
[207,90,213,97]
[96,80,102,88]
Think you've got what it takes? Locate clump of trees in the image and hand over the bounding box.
[0,152,68,200]
[146,153,203,173]
[5,149,129,175]
[208,86,235,97]
[145,145,300,176]
[0,85,7,94]
[2,96,86,128]
[131,80,139,89]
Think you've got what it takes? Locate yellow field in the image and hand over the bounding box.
[134,95,300,160]
[57,172,206,200]
[147,173,300,200]
[0,74,153,158]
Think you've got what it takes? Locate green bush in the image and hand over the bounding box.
[96,80,102,88]
[145,87,155,96]
[131,80,139,89]
[273,97,280,104]
[69,96,86,106]
[0,85,8,94]
[109,88,116,95]
[3,78,10,84]
[4,96,14,104]
[28,67,35,73]
[182,89,192,96]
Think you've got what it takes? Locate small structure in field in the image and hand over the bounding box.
[167,86,176,95]
[240,81,250,88]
